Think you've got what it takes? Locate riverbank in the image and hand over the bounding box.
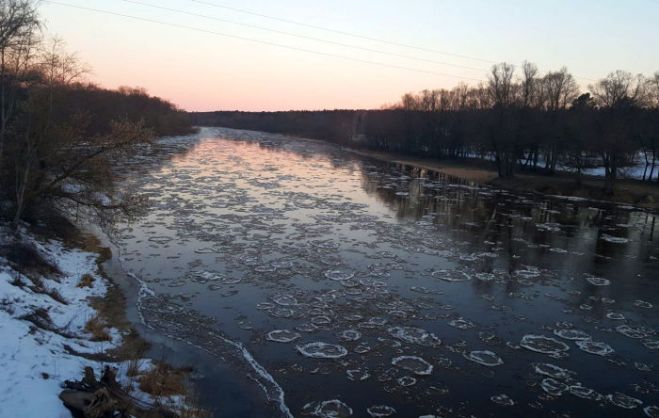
[344,147,659,210]
[0,218,204,418]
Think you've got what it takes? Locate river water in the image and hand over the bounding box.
[113,127,659,418]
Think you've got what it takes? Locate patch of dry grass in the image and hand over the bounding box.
[77,273,95,288]
[139,362,189,398]
[70,227,152,359]
[88,278,151,359]
[39,225,206,416]
[74,233,112,263]
[85,315,112,342]
[112,328,151,360]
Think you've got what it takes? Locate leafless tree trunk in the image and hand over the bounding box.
[0,0,39,173]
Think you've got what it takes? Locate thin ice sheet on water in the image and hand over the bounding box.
[448,319,475,330]
[520,335,570,355]
[296,342,348,359]
[490,394,515,406]
[266,329,302,343]
[304,400,353,418]
[346,369,370,381]
[645,405,659,418]
[601,234,629,244]
[464,350,504,367]
[391,356,433,375]
[388,326,441,346]
[584,275,611,286]
[397,375,417,386]
[576,340,614,356]
[568,385,602,400]
[634,299,654,309]
[541,378,568,396]
[533,363,573,380]
[338,329,362,341]
[607,392,643,409]
[431,269,471,282]
[553,328,591,341]
[366,405,396,417]
[324,270,355,281]
[616,324,651,339]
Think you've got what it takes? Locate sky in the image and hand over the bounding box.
[40,0,659,111]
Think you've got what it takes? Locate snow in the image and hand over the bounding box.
[0,235,116,417]
[0,227,173,417]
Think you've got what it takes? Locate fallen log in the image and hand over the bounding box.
[60,366,178,418]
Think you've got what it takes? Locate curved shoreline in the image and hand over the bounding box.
[86,162,293,417]
[340,145,659,211]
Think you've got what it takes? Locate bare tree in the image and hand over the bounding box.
[640,72,659,181]
[419,89,441,112]
[590,70,647,109]
[647,72,659,108]
[589,71,647,193]
[399,93,419,111]
[516,62,543,169]
[472,82,492,110]
[488,63,517,107]
[539,67,580,173]
[8,41,152,225]
[0,0,40,172]
[0,0,38,49]
[487,63,521,177]
[519,61,539,108]
[542,67,579,111]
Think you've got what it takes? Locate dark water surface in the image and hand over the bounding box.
[113,127,659,417]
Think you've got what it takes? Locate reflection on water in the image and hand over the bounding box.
[114,127,659,418]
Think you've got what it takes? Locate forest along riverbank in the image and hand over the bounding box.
[110,126,659,418]
[343,147,659,211]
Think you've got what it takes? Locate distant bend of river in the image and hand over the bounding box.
[113,127,659,418]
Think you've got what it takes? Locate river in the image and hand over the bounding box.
[111,127,659,417]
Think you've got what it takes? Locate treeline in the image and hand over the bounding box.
[0,1,193,225]
[192,63,659,194]
[190,110,357,144]
[56,85,193,137]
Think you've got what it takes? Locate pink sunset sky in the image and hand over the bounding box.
[42,0,659,111]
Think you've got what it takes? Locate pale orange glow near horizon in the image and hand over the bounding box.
[68,32,458,112]
[41,0,659,111]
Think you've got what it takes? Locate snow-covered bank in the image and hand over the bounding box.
[0,225,193,417]
[0,228,116,417]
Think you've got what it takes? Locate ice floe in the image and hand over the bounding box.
[266,329,302,343]
[366,405,396,417]
[576,340,614,356]
[490,394,515,406]
[463,350,504,367]
[391,356,433,375]
[607,392,643,409]
[388,326,441,346]
[296,342,348,359]
[520,335,570,355]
